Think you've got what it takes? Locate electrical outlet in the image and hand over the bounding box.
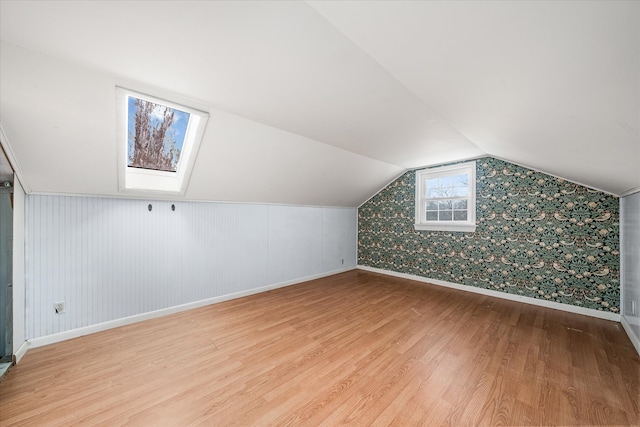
[341,259,344,265]
[632,301,637,316]
[54,301,65,314]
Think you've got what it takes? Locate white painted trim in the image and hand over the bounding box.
[113,77,212,114]
[115,87,209,196]
[619,197,625,333]
[0,125,31,193]
[407,154,486,172]
[620,315,640,356]
[620,187,640,198]
[414,161,476,233]
[414,223,477,232]
[27,267,356,349]
[24,191,358,210]
[13,341,29,364]
[357,265,621,322]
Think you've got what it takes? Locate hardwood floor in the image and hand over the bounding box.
[1,270,638,426]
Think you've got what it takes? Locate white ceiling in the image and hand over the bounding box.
[0,0,638,207]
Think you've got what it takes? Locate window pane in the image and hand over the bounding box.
[440,176,453,187]
[439,211,452,221]
[127,97,190,173]
[415,162,475,230]
[428,188,443,198]
[426,178,439,189]
[453,211,468,221]
[453,200,467,210]
[453,186,468,197]
[453,174,468,186]
[438,200,452,210]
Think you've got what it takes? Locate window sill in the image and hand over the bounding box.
[414,223,477,233]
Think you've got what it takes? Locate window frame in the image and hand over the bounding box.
[116,87,209,195]
[414,161,477,232]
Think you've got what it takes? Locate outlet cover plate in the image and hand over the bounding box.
[54,301,65,314]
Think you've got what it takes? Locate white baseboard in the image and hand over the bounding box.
[27,267,356,350]
[357,265,621,322]
[620,315,640,356]
[13,341,29,364]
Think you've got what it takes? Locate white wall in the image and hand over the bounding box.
[621,191,640,355]
[12,176,25,359]
[25,195,356,341]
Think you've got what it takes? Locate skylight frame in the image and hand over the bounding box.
[116,87,209,195]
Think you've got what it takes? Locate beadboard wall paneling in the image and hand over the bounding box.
[267,205,323,285]
[358,157,620,314]
[322,208,358,272]
[621,191,640,351]
[25,196,356,340]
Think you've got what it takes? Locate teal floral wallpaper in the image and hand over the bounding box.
[358,157,620,313]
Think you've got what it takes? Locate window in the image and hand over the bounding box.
[116,88,209,195]
[127,97,189,173]
[415,161,476,232]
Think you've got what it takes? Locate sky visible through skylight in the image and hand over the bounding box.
[127,96,190,173]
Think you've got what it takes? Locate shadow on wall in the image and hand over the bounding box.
[358,157,620,313]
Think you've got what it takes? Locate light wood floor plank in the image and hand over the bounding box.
[1,270,638,426]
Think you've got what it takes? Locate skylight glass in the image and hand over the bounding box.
[127,97,190,173]
[116,88,209,195]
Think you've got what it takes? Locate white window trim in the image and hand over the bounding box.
[116,87,209,195]
[414,161,477,232]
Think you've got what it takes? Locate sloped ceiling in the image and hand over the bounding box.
[0,1,638,207]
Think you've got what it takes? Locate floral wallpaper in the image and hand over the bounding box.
[358,157,620,313]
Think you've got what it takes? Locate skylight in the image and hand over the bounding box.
[127,97,190,173]
[116,88,208,195]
